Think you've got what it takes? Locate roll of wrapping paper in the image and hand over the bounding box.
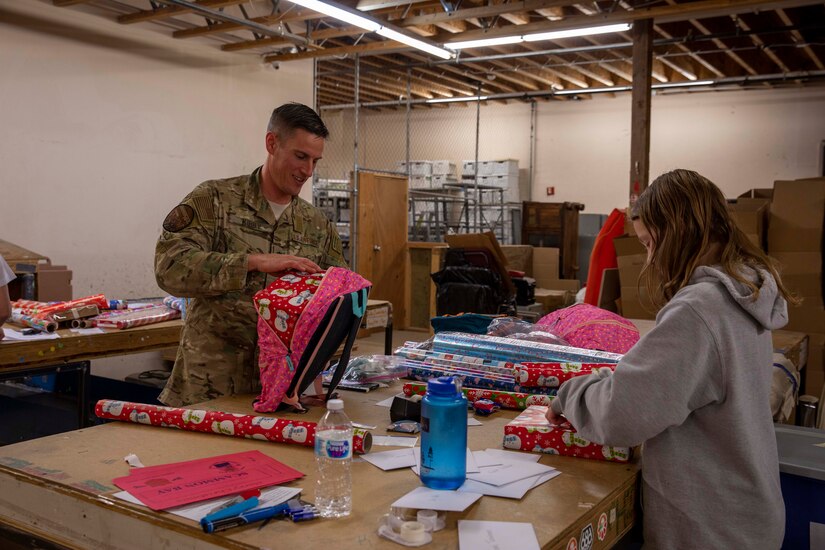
[10,309,57,333]
[28,294,109,317]
[94,400,372,454]
[163,296,184,311]
[397,347,516,378]
[432,332,623,364]
[106,300,129,310]
[93,305,180,329]
[405,364,556,395]
[11,299,59,315]
[403,382,554,410]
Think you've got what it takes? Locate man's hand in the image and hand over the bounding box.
[248,253,322,275]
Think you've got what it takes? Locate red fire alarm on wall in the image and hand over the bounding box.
[546,186,555,196]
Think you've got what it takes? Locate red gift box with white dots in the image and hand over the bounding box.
[503,405,631,462]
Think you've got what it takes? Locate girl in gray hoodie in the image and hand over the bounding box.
[549,169,798,549]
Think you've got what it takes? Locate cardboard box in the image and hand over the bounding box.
[616,254,646,288]
[727,198,769,249]
[501,245,533,276]
[503,405,632,462]
[533,288,574,313]
[0,239,72,301]
[772,251,824,300]
[613,235,646,257]
[620,286,656,320]
[739,188,774,200]
[768,178,825,253]
[37,264,73,302]
[532,247,560,287]
[772,330,809,372]
[783,304,825,334]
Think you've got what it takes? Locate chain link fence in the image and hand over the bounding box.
[315,61,537,252]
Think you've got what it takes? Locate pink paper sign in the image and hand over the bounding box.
[113,450,303,510]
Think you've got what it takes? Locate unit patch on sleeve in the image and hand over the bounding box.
[162,204,195,232]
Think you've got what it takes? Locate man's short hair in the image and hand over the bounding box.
[267,103,329,140]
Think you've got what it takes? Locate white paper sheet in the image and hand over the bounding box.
[361,448,416,470]
[391,486,482,512]
[480,448,542,463]
[467,417,483,426]
[458,520,540,550]
[113,485,302,522]
[1,328,61,341]
[458,470,561,499]
[411,448,479,475]
[375,394,405,407]
[466,461,555,487]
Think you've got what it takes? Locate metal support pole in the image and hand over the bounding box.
[352,55,361,271]
[474,81,481,233]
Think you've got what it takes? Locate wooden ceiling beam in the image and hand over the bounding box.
[399,0,573,27]
[652,23,726,78]
[485,53,562,89]
[403,52,517,94]
[221,26,363,52]
[118,0,244,25]
[434,0,824,44]
[173,11,319,39]
[776,8,824,70]
[735,14,791,72]
[462,61,541,91]
[264,39,406,62]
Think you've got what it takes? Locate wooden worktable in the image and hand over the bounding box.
[0,388,639,549]
[0,320,182,374]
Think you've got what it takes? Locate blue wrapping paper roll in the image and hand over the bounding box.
[432,332,623,364]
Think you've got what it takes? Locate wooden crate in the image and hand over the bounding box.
[521,202,584,280]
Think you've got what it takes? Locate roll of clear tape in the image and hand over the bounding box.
[416,509,445,532]
[400,521,427,544]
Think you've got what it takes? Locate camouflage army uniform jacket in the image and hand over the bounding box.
[155,167,346,407]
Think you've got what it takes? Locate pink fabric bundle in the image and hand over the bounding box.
[95,399,372,454]
[253,267,371,412]
[536,303,639,354]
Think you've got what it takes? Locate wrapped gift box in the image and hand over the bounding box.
[503,405,632,462]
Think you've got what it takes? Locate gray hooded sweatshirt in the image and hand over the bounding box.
[552,265,787,549]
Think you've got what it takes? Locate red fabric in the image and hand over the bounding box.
[584,208,627,306]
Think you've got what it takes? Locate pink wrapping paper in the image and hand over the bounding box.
[503,405,631,462]
[93,305,180,329]
[403,382,553,410]
[514,362,617,388]
[95,400,372,454]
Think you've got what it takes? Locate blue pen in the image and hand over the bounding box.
[201,500,292,533]
[202,496,260,523]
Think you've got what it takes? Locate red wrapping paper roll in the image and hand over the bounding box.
[95,400,372,454]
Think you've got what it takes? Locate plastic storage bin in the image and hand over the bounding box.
[776,424,825,550]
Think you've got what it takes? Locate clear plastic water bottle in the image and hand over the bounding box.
[420,376,468,490]
[314,398,353,518]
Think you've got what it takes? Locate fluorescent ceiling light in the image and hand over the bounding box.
[653,80,714,89]
[524,23,631,42]
[426,96,488,104]
[447,22,631,50]
[377,27,453,59]
[288,0,453,58]
[446,36,524,50]
[290,0,380,31]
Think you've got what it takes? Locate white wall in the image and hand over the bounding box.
[0,1,314,378]
[322,86,825,215]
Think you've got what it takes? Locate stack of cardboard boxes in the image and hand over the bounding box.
[768,178,825,404]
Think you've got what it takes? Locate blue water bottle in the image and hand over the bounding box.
[420,376,468,489]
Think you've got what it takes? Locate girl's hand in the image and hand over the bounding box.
[545,407,567,426]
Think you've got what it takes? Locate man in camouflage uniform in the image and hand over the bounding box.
[155,103,346,407]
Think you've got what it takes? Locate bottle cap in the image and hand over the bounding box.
[327,399,344,411]
[426,376,460,398]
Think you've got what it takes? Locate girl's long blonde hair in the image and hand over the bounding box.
[631,169,799,309]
